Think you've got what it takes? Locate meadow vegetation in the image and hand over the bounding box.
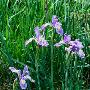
[0,0,90,90]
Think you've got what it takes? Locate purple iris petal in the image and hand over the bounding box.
[36,35,49,47]
[20,78,27,89]
[52,15,58,27]
[54,41,65,47]
[65,47,71,53]
[66,39,85,58]
[69,39,83,49]
[38,39,49,47]
[66,46,85,58]
[9,67,21,77]
[64,34,71,43]
[77,49,85,59]
[9,67,18,72]
[70,45,80,52]
[56,28,63,35]
[68,40,84,52]
[24,75,35,83]
[55,22,64,35]
[41,24,46,30]
[51,16,64,35]
[54,34,71,47]
[22,65,29,77]
[34,27,40,39]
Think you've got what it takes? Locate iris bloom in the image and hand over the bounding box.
[9,65,35,89]
[69,39,84,49]
[25,36,49,47]
[66,39,85,58]
[36,35,49,46]
[52,15,64,35]
[25,26,49,47]
[54,34,71,47]
[25,26,40,46]
[41,16,63,35]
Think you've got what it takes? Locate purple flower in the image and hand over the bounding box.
[38,39,49,47]
[34,26,41,39]
[36,35,49,47]
[69,39,83,51]
[54,41,64,47]
[52,16,64,35]
[64,34,71,43]
[9,65,35,89]
[20,78,27,89]
[54,34,71,47]
[34,27,49,46]
[77,49,85,59]
[66,39,85,58]
[52,15,58,27]
[55,22,64,35]
[25,35,49,47]
[9,67,21,77]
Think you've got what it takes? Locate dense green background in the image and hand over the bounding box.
[0,0,90,90]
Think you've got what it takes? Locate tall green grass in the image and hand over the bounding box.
[0,0,90,89]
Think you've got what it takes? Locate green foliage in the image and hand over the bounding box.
[0,0,90,90]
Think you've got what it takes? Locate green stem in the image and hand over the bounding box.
[65,70,68,90]
[35,46,41,90]
[13,78,17,90]
[75,56,80,89]
[65,53,70,90]
[51,31,54,90]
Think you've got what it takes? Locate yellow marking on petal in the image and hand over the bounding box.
[57,25,61,30]
[21,79,26,84]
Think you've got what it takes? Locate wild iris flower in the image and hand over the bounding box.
[52,15,64,35]
[54,34,71,47]
[36,35,49,46]
[66,39,85,58]
[25,26,40,46]
[34,26,49,46]
[9,65,35,89]
[25,27,49,47]
[54,34,85,58]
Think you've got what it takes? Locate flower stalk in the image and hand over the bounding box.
[13,78,18,90]
[51,30,54,90]
[65,53,70,90]
[35,46,41,90]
